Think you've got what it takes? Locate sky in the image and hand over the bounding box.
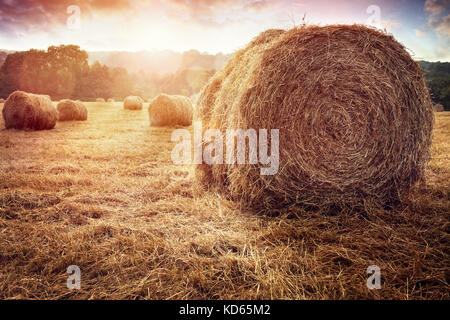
[0,0,449,61]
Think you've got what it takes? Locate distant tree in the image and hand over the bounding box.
[0,45,218,101]
[110,67,132,100]
[420,61,450,110]
[440,86,450,109]
[427,77,450,109]
[0,45,88,100]
[46,45,89,99]
[0,51,27,95]
[78,61,113,100]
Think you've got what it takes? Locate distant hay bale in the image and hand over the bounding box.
[123,96,143,110]
[107,98,115,103]
[433,104,444,112]
[148,94,193,127]
[40,94,51,101]
[96,98,105,102]
[195,25,434,210]
[190,93,199,105]
[2,90,58,130]
[0,98,5,103]
[57,99,87,121]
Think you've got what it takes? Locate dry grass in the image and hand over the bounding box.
[0,102,448,300]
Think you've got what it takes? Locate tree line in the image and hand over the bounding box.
[420,61,450,110]
[0,45,448,110]
[0,45,215,101]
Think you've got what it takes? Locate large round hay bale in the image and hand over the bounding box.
[148,94,193,127]
[107,98,115,103]
[57,99,87,121]
[96,98,105,102]
[2,90,58,130]
[0,98,5,103]
[195,25,434,210]
[433,103,444,112]
[124,96,143,110]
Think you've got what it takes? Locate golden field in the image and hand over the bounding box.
[0,102,448,299]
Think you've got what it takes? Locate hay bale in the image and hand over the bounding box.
[57,99,87,121]
[123,96,143,110]
[195,25,434,210]
[107,98,115,103]
[148,94,193,127]
[190,93,199,106]
[433,103,444,112]
[0,98,5,103]
[96,98,105,102]
[2,90,58,130]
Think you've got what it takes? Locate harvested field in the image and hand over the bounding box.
[0,102,448,299]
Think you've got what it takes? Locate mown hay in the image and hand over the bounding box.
[148,94,193,127]
[124,96,143,110]
[195,25,434,210]
[2,91,58,130]
[96,98,105,102]
[433,104,444,112]
[57,99,88,121]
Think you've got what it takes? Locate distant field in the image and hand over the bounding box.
[0,102,448,299]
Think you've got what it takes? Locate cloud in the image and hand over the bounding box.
[415,29,427,37]
[161,0,283,26]
[383,20,399,30]
[424,0,450,36]
[245,0,282,13]
[430,14,450,37]
[425,0,450,15]
[438,46,450,55]
[0,0,134,36]
[423,0,450,57]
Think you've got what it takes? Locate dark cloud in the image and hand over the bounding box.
[424,0,450,38]
[0,0,133,35]
[424,0,450,59]
[425,0,450,14]
[432,14,450,37]
[0,0,283,36]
